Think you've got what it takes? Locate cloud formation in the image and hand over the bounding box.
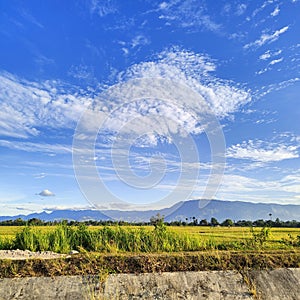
[0,48,251,148]
[117,48,251,119]
[0,72,93,138]
[244,26,289,49]
[38,189,55,197]
[227,139,299,162]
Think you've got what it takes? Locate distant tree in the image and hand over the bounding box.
[27,218,43,226]
[221,219,233,227]
[150,213,166,235]
[253,219,265,227]
[274,218,281,227]
[14,218,26,226]
[192,216,198,225]
[199,219,208,226]
[235,220,253,227]
[210,217,219,226]
[150,213,165,228]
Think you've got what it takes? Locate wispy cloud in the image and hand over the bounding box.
[0,140,72,154]
[244,26,289,49]
[236,4,247,16]
[217,173,300,204]
[257,77,300,98]
[227,139,299,162]
[251,0,278,19]
[19,9,44,29]
[259,49,282,60]
[118,34,150,56]
[0,72,93,138]
[88,0,117,17]
[158,0,222,33]
[269,57,283,65]
[271,6,280,17]
[257,56,283,75]
[131,35,150,48]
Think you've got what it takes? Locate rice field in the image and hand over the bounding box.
[0,225,299,253]
[1,225,299,241]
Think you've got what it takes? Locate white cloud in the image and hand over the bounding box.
[227,140,299,162]
[121,47,129,55]
[236,4,247,16]
[0,72,93,138]
[259,49,282,60]
[157,0,222,33]
[271,6,280,17]
[244,26,289,49]
[269,57,283,65]
[251,0,277,19]
[0,48,251,145]
[118,35,150,56]
[117,48,250,119]
[216,173,300,204]
[34,173,47,179]
[131,35,150,48]
[70,48,251,163]
[76,48,250,151]
[256,56,283,75]
[280,174,300,193]
[260,53,271,60]
[38,189,55,197]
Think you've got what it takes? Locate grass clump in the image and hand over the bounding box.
[245,227,271,249]
[7,221,215,253]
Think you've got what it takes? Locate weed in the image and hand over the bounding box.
[246,227,270,249]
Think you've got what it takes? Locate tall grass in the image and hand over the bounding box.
[0,223,210,253]
[0,224,278,253]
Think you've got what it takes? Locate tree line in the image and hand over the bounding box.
[0,216,300,228]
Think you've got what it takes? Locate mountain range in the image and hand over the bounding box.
[1,200,300,222]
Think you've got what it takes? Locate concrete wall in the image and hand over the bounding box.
[0,268,299,300]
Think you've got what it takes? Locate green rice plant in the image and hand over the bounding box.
[0,236,13,250]
[36,233,50,251]
[47,224,74,253]
[14,226,38,251]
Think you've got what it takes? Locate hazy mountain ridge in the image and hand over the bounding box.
[1,200,300,222]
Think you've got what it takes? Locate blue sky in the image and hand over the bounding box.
[0,0,299,215]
